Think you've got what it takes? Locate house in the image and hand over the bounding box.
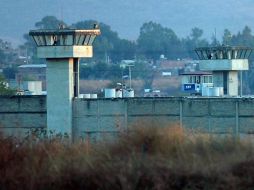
[16,64,46,90]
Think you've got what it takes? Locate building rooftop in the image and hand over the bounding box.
[180,71,212,76]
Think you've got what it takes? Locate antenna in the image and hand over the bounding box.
[214,28,217,46]
[60,1,63,24]
[57,0,64,28]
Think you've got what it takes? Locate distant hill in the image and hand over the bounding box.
[1,0,254,46]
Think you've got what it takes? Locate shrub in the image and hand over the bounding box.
[0,123,254,189]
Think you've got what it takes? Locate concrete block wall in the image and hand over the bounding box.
[72,99,126,140]
[238,98,254,133]
[0,96,46,137]
[73,97,254,140]
[1,96,254,140]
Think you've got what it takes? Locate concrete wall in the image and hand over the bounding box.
[1,96,254,139]
[0,96,46,137]
[73,97,254,140]
[47,59,74,135]
[199,59,249,71]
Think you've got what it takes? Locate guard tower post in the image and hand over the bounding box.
[195,46,252,96]
[29,27,100,137]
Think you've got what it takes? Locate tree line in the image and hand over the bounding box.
[2,16,254,93]
[22,16,254,63]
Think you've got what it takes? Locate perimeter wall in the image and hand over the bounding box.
[73,97,254,140]
[1,96,254,139]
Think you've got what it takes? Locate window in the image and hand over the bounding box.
[209,76,213,83]
[204,76,208,83]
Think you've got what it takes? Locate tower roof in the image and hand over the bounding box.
[29,28,101,47]
[195,45,252,60]
[29,29,100,36]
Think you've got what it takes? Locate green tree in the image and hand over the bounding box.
[80,61,123,79]
[191,27,203,41]
[35,16,66,29]
[24,16,67,64]
[111,39,136,61]
[73,20,136,62]
[241,26,253,45]
[137,21,181,60]
[73,20,116,61]
[3,67,17,79]
[222,29,232,45]
[230,26,254,48]
[182,27,209,58]
[80,64,93,79]
[0,49,5,64]
[0,75,15,95]
[93,61,109,78]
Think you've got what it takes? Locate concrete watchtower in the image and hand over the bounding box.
[195,46,252,96]
[29,26,100,137]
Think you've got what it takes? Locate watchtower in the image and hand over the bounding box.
[29,26,100,137]
[195,46,252,96]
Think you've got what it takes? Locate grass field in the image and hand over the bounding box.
[0,123,254,190]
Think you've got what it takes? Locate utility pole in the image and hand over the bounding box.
[127,64,134,89]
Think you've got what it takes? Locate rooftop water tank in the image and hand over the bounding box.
[210,87,220,96]
[105,88,116,98]
[123,88,134,97]
[83,94,91,99]
[90,94,98,99]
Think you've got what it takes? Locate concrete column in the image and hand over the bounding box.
[73,58,79,97]
[212,71,224,88]
[213,71,238,96]
[228,71,238,96]
[46,58,74,136]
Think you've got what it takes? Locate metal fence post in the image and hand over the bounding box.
[180,99,183,128]
[235,100,239,138]
[125,99,128,130]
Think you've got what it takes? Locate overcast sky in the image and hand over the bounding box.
[1,0,254,46]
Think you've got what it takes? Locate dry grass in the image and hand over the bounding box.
[80,79,112,93]
[79,79,145,95]
[0,123,254,190]
[152,77,181,89]
[79,78,181,95]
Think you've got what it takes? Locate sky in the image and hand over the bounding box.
[1,0,254,46]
